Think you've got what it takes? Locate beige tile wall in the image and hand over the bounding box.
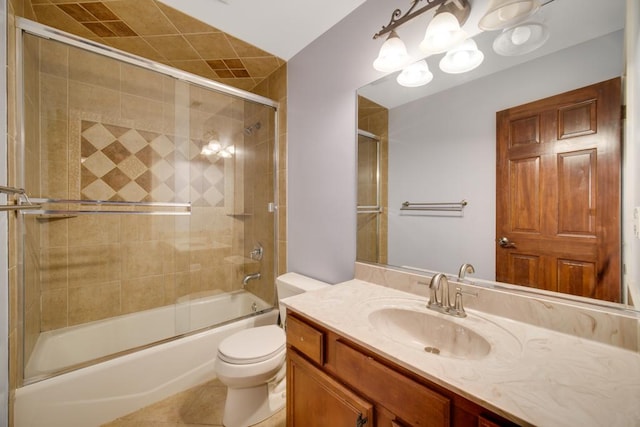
[357,96,388,265]
[8,1,288,423]
[29,37,272,336]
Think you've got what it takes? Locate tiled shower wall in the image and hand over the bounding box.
[23,35,264,358]
[8,1,288,424]
[357,96,388,265]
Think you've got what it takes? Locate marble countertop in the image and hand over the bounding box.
[281,279,640,427]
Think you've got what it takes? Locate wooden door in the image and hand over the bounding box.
[287,350,373,427]
[496,78,621,302]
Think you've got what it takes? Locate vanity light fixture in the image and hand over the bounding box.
[201,132,235,158]
[373,0,478,85]
[397,60,434,87]
[419,0,470,54]
[373,30,412,72]
[493,21,549,56]
[478,0,541,31]
[373,0,471,72]
[439,38,484,74]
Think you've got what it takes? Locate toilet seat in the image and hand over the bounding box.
[218,325,285,365]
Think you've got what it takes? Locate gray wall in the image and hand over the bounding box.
[388,32,623,280]
[287,0,390,283]
[287,0,638,297]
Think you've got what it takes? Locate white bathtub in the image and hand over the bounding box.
[15,290,278,427]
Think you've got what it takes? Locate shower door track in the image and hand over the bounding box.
[15,18,279,109]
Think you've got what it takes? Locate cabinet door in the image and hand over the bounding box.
[334,340,450,427]
[287,350,373,427]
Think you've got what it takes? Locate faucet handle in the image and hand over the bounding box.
[450,287,468,318]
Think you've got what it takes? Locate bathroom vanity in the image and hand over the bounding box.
[286,311,515,426]
[282,278,640,427]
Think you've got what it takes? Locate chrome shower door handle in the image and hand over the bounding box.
[498,236,516,248]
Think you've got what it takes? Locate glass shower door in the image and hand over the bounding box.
[357,130,381,263]
[17,22,278,382]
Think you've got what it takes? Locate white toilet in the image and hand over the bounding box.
[214,272,329,427]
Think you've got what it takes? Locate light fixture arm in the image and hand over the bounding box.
[373,0,469,40]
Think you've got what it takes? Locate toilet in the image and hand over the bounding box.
[214,272,329,427]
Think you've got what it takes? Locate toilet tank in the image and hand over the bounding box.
[276,272,330,324]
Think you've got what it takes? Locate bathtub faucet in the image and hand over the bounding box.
[242,273,261,286]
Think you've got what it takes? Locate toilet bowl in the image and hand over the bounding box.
[214,272,329,427]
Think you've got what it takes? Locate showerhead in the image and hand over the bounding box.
[244,122,261,136]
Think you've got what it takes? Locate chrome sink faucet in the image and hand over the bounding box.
[458,263,475,282]
[427,273,467,318]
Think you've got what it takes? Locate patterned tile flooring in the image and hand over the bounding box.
[101,378,286,427]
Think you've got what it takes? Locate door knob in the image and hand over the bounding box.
[498,237,516,248]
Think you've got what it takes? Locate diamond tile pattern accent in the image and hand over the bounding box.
[81,120,224,207]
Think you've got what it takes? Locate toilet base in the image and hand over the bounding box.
[222,378,286,427]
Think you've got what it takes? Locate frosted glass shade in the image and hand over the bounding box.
[373,30,412,72]
[479,0,540,31]
[493,22,550,56]
[439,39,484,74]
[419,12,467,55]
[397,60,434,87]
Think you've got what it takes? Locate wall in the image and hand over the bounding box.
[357,96,388,264]
[287,0,389,283]
[5,4,288,423]
[387,32,624,279]
[287,0,637,289]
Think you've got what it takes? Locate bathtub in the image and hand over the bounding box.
[15,290,278,427]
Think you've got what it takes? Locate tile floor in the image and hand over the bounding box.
[101,378,286,427]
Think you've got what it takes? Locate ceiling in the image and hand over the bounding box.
[157,0,369,61]
[157,0,626,108]
[25,0,625,97]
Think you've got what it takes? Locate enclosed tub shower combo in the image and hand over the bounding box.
[11,18,282,426]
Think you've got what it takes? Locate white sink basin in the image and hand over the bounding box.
[368,307,492,359]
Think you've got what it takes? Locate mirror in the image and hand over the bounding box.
[356,0,636,309]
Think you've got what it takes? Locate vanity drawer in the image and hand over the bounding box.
[334,340,451,427]
[286,314,324,365]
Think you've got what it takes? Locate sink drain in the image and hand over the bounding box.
[424,346,440,355]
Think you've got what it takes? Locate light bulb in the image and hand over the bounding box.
[420,12,467,55]
[511,25,532,45]
[397,60,434,87]
[373,30,412,72]
[207,140,221,152]
[439,39,484,74]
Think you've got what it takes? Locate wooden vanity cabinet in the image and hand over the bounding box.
[286,311,519,427]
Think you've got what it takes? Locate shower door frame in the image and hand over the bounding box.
[14,17,282,382]
[1,0,9,424]
[356,129,382,263]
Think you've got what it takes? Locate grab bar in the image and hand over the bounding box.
[400,200,467,212]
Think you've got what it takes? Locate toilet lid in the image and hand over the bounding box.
[218,325,286,365]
